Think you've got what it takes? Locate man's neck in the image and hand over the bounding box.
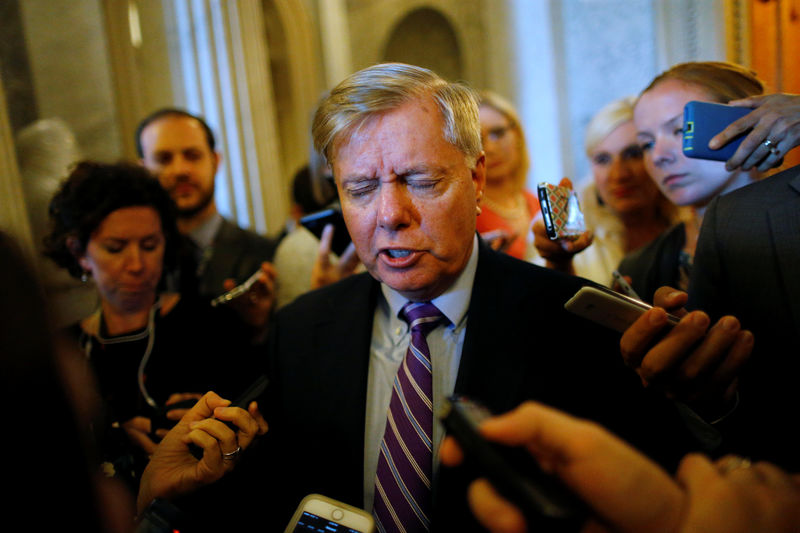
[177,202,218,235]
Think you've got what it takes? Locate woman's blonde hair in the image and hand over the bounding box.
[586,96,682,225]
[479,90,530,190]
[585,95,637,156]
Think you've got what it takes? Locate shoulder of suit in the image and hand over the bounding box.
[216,218,277,252]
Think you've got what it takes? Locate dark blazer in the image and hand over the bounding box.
[173,218,278,301]
[689,164,800,469]
[250,243,696,531]
[617,222,686,303]
[197,218,278,299]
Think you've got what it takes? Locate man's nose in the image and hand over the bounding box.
[166,156,193,177]
[377,183,412,230]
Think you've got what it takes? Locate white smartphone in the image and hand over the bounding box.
[564,285,680,333]
[284,494,375,533]
[209,268,262,307]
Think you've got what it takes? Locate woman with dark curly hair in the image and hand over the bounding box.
[45,161,258,491]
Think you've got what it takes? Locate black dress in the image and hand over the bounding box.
[66,296,263,490]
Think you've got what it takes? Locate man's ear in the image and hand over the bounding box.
[472,152,486,201]
[212,151,222,174]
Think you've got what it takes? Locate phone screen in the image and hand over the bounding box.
[292,511,367,533]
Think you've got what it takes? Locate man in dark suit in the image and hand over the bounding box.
[138,64,749,532]
[688,164,800,469]
[137,108,277,327]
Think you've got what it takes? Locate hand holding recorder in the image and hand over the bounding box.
[440,401,800,533]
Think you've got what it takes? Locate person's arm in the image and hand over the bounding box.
[137,391,268,514]
[708,93,800,172]
[440,401,800,533]
[440,401,683,533]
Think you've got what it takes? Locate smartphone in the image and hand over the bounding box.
[611,270,641,300]
[564,285,680,333]
[682,101,751,161]
[284,494,375,533]
[210,268,263,307]
[188,374,270,459]
[537,182,585,240]
[440,395,586,528]
[300,208,351,256]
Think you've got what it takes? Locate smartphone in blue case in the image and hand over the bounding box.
[682,101,751,161]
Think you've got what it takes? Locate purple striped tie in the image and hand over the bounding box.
[373,302,444,533]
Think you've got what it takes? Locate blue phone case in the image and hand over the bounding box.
[682,101,751,161]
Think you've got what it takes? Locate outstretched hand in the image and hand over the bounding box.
[222,261,277,333]
[619,287,752,417]
[137,391,268,514]
[440,401,800,533]
[532,178,593,274]
[310,223,360,289]
[709,93,800,172]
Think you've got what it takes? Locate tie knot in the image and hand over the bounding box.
[401,301,444,335]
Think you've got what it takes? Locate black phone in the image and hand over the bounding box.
[188,375,270,459]
[299,208,351,256]
[682,101,751,161]
[440,395,586,529]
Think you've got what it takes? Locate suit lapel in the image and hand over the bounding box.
[200,219,240,295]
[768,174,800,332]
[308,274,378,502]
[455,244,531,410]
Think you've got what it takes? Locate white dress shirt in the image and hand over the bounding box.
[362,236,479,510]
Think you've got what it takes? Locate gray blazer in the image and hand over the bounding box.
[689,164,800,470]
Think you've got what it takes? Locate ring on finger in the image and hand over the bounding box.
[717,455,752,474]
[223,445,242,461]
[762,139,780,156]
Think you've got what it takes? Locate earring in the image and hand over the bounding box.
[80,270,89,283]
[476,205,482,215]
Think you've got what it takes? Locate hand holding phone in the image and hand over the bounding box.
[210,268,263,307]
[537,182,586,240]
[300,208,352,256]
[565,285,680,333]
[683,101,751,161]
[440,395,586,528]
[284,494,375,533]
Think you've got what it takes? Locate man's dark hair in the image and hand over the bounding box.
[44,161,181,279]
[135,108,216,157]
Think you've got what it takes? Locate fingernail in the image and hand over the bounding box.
[668,291,683,300]
[721,316,739,331]
[649,308,666,325]
[691,312,710,328]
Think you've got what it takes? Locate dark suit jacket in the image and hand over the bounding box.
[176,218,278,301]
[689,164,800,469]
[247,243,696,531]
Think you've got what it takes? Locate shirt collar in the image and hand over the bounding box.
[189,212,223,250]
[380,234,478,328]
